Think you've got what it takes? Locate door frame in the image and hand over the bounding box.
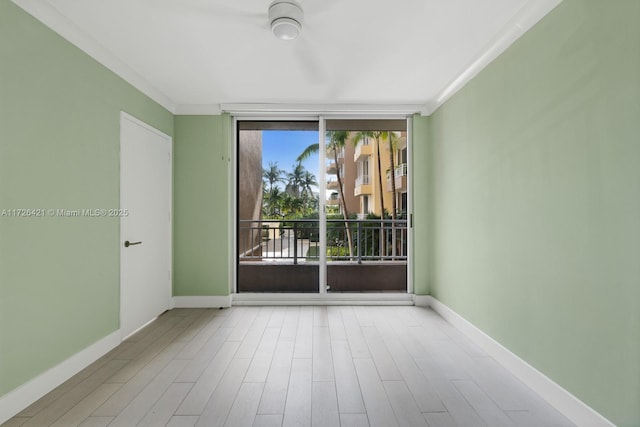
[119,111,173,339]
[231,114,412,299]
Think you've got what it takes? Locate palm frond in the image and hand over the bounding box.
[297,143,319,161]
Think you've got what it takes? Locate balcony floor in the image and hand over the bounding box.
[5,306,574,426]
[238,262,407,292]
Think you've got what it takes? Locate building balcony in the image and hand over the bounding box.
[326,161,337,174]
[326,196,340,206]
[387,163,408,192]
[398,175,408,191]
[327,147,344,163]
[354,175,371,196]
[354,141,372,162]
[355,184,372,196]
[356,175,370,187]
[327,179,339,190]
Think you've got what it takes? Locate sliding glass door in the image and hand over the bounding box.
[236,118,408,293]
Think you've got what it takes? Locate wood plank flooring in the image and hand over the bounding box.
[3,306,574,426]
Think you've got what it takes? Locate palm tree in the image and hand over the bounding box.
[282,193,304,217]
[263,161,285,192]
[386,132,400,257]
[286,161,306,198]
[301,170,317,197]
[381,131,402,220]
[264,187,284,218]
[298,131,354,258]
[300,170,319,217]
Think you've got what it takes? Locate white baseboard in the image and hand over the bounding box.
[413,294,430,307]
[0,330,121,425]
[232,293,415,306]
[425,296,614,427]
[173,295,232,308]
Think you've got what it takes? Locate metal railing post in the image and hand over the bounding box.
[277,224,281,258]
[357,221,362,264]
[293,221,298,265]
[379,221,384,260]
[391,220,397,260]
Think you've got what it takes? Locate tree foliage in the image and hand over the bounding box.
[262,161,318,219]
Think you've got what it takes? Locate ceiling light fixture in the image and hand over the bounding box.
[269,0,303,41]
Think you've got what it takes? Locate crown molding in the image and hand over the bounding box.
[423,0,563,116]
[174,104,223,115]
[219,103,425,116]
[420,101,438,117]
[12,0,177,113]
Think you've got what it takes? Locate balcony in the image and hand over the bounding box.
[354,175,371,196]
[327,193,340,205]
[238,219,408,292]
[327,147,345,163]
[327,179,339,190]
[326,161,337,174]
[386,163,408,192]
[354,141,372,162]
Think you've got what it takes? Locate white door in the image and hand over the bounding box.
[120,112,172,339]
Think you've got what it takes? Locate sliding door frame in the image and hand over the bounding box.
[231,114,413,301]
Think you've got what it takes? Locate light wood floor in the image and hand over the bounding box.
[4,306,574,427]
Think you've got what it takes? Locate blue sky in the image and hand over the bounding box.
[262,130,320,190]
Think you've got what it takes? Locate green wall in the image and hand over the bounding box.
[421,0,640,425]
[173,115,231,297]
[0,2,173,396]
[411,115,431,296]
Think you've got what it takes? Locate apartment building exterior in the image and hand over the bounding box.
[327,132,407,219]
[326,140,358,215]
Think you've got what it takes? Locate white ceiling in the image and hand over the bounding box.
[13,0,561,114]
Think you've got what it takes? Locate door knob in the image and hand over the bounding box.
[124,240,142,248]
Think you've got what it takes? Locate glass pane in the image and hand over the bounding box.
[237,124,320,292]
[324,127,408,292]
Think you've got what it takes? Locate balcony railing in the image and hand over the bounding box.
[395,163,407,177]
[238,219,408,265]
[355,175,370,186]
[327,179,339,190]
[386,163,408,191]
[327,193,340,205]
[354,175,372,196]
[327,147,344,162]
[326,161,337,174]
